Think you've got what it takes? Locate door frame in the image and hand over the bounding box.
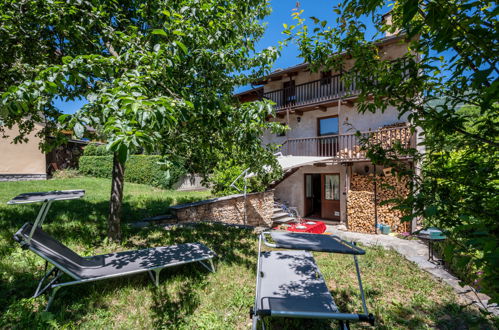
[303,172,341,220]
[321,173,341,221]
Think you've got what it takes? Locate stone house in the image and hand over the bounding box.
[235,18,422,232]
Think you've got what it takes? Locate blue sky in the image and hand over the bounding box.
[55,1,387,114]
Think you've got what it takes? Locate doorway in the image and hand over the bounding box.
[304,173,341,221]
[304,174,321,217]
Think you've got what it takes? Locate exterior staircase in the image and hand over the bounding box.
[271,202,297,225]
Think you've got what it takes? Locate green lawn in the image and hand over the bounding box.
[0,178,495,329]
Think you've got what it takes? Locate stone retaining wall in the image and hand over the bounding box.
[0,174,47,182]
[170,190,274,227]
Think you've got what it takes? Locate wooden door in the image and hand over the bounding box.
[321,173,340,220]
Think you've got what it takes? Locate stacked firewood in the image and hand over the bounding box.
[369,125,412,150]
[347,173,411,233]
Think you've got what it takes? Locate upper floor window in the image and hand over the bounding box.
[320,71,332,85]
[318,116,338,136]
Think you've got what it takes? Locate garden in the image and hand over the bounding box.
[0,178,495,329]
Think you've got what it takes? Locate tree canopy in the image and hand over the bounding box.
[284,0,498,302]
[0,0,283,239]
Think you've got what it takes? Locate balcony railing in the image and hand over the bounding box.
[262,74,358,111]
[281,126,414,160]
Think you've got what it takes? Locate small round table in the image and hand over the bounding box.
[417,233,446,264]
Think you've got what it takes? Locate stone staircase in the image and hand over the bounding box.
[271,204,297,225]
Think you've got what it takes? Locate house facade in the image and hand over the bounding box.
[236,29,419,232]
[0,124,48,181]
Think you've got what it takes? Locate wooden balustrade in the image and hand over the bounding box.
[262,74,358,110]
[280,126,414,160]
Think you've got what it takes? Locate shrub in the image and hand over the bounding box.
[209,160,282,197]
[78,155,185,189]
[51,169,81,179]
[82,143,112,156]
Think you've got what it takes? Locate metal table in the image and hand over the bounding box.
[417,233,447,264]
[8,190,85,243]
[251,231,374,329]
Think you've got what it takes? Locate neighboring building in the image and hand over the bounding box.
[236,21,419,230]
[0,124,89,181]
[0,124,48,181]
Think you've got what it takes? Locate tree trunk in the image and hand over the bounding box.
[108,152,125,241]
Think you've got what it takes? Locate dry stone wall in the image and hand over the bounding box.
[171,190,274,227]
[347,173,411,233]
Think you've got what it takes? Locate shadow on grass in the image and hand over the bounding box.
[150,263,209,328]
[0,196,257,327]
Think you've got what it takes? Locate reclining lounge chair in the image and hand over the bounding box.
[10,190,216,311]
[251,231,374,329]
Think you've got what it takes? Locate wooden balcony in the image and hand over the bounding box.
[262,74,358,112]
[280,126,415,160]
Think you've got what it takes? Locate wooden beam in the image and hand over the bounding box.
[341,100,355,107]
[290,109,303,116]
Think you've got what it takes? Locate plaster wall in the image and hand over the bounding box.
[273,164,347,222]
[0,124,46,175]
[262,104,409,146]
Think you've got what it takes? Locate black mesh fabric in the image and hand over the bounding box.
[14,223,215,279]
[8,190,85,204]
[256,250,338,313]
[267,232,365,255]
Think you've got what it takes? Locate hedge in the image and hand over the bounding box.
[79,155,184,189]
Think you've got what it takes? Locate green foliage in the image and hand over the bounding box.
[82,143,111,156]
[285,0,498,302]
[0,0,280,167]
[209,159,282,197]
[79,155,186,189]
[0,175,494,328]
[51,169,81,179]
[0,0,282,238]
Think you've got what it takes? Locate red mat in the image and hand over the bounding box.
[287,221,326,234]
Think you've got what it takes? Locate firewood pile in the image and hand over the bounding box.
[347,173,411,233]
[369,125,412,150]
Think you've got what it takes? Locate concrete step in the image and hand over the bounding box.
[273,207,284,213]
[272,216,295,224]
[272,211,291,219]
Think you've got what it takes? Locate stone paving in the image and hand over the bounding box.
[327,225,498,316]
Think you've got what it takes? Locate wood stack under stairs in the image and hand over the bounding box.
[271,205,296,225]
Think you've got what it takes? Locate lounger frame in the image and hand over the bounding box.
[16,225,216,311]
[9,190,216,311]
[251,231,374,330]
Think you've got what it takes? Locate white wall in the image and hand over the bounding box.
[262,104,408,146]
[274,164,348,222]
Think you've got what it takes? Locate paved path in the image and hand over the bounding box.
[327,226,498,316]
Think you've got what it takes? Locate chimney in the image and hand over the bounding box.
[381,12,400,37]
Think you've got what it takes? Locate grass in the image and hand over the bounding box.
[0,177,496,329]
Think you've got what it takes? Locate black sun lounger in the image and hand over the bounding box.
[251,231,374,330]
[9,191,216,311]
